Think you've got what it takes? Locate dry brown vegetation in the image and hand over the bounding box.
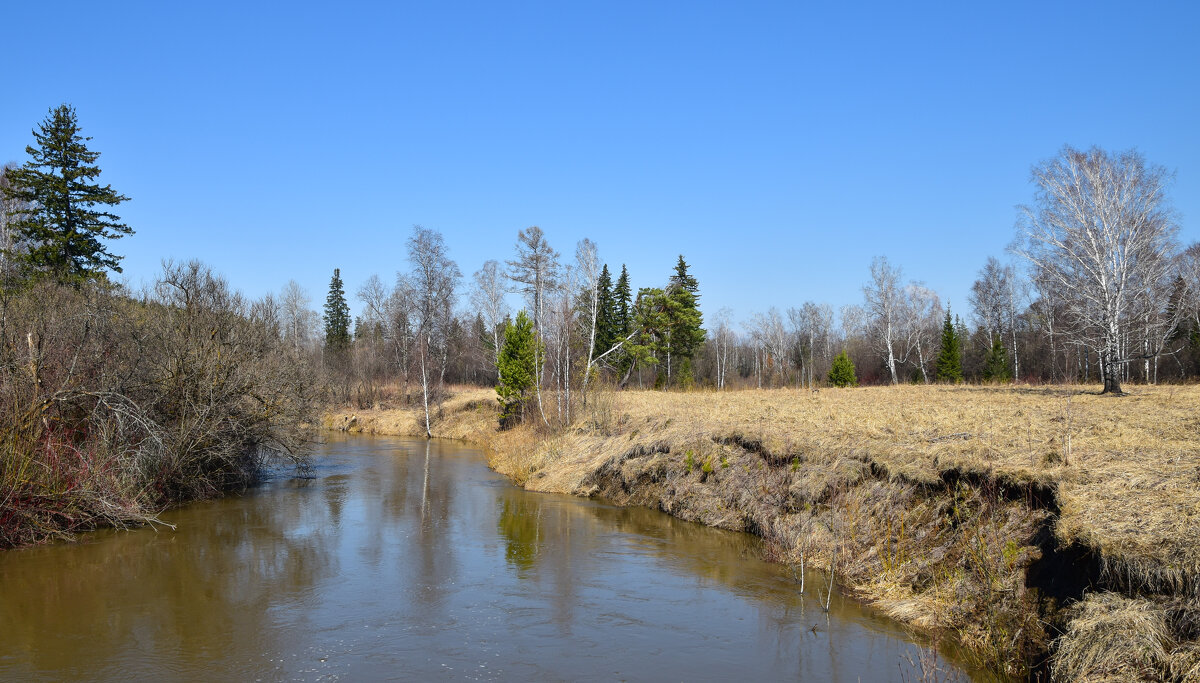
[0,265,317,548]
[325,383,1200,680]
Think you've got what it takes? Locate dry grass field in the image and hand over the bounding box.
[325,383,1200,681]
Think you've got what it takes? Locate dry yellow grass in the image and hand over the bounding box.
[323,383,1200,679]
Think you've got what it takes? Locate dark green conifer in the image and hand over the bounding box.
[324,268,352,351]
[2,104,131,284]
[595,264,616,354]
[613,264,632,336]
[665,255,704,385]
[496,310,541,428]
[670,254,699,298]
[935,310,963,383]
[828,350,858,387]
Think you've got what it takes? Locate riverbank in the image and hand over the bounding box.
[324,384,1200,681]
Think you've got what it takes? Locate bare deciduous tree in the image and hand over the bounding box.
[788,301,834,390]
[747,308,789,386]
[575,239,602,407]
[969,257,1010,343]
[0,162,29,283]
[470,259,509,376]
[506,226,559,424]
[506,226,559,334]
[1014,146,1180,394]
[863,256,910,384]
[358,273,417,391]
[710,307,736,390]
[407,226,460,436]
[279,280,318,357]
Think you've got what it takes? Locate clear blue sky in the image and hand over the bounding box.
[3,1,1198,326]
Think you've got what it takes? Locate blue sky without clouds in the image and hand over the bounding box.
[3,1,1198,326]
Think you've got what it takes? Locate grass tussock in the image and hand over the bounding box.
[1051,592,1200,682]
[323,382,1200,678]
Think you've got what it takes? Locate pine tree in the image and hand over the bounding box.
[935,310,963,383]
[324,268,351,351]
[496,310,541,428]
[828,350,858,387]
[983,337,1012,382]
[2,104,131,284]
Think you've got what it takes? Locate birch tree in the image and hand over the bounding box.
[788,301,834,389]
[710,308,736,390]
[904,283,942,383]
[747,308,789,386]
[470,259,509,375]
[407,226,460,437]
[358,273,416,390]
[1014,146,1180,394]
[574,239,602,406]
[279,280,318,357]
[969,257,1010,343]
[863,256,910,384]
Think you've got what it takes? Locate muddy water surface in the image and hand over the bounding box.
[0,435,976,681]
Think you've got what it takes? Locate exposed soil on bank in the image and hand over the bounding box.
[325,384,1200,681]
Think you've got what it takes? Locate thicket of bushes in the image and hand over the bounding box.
[0,262,317,548]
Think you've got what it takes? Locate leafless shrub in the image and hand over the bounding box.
[0,262,316,547]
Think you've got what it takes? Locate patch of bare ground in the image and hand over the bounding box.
[325,383,1200,681]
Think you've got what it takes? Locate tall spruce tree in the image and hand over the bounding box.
[612,264,634,374]
[935,310,963,383]
[324,268,352,351]
[613,264,632,336]
[670,254,699,297]
[2,104,131,284]
[594,264,616,354]
[665,255,704,386]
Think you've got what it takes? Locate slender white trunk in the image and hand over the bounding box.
[420,341,432,438]
[885,321,898,384]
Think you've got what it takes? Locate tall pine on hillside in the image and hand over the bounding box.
[935,310,963,383]
[2,104,131,284]
[324,268,352,352]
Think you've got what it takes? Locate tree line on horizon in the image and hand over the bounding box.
[5,105,1200,436]
[304,148,1200,419]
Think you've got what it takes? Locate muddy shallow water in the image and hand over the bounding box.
[0,435,977,681]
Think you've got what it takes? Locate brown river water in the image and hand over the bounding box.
[0,435,981,681]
